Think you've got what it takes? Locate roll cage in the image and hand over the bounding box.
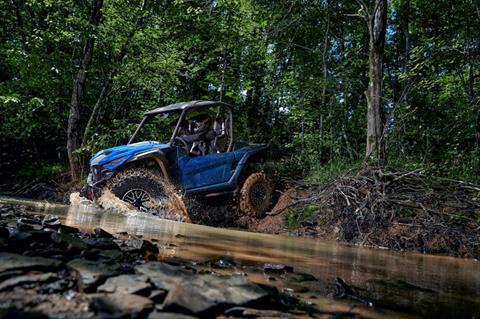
[127,100,234,152]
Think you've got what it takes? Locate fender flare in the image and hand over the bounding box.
[128,149,171,178]
[233,146,268,183]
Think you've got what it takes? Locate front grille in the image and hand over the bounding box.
[91,165,102,183]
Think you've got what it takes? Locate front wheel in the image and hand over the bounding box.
[239,172,272,218]
[108,169,166,211]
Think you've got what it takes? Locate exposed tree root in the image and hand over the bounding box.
[277,167,480,259]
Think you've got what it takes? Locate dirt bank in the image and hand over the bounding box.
[249,167,480,259]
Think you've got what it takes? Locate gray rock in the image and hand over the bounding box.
[263,263,293,274]
[94,227,115,238]
[148,312,198,319]
[8,230,53,247]
[57,224,80,233]
[97,274,151,296]
[135,262,195,291]
[16,221,35,231]
[149,289,168,303]
[50,231,87,251]
[42,214,61,226]
[0,272,58,291]
[211,258,235,269]
[0,309,50,319]
[225,307,297,318]
[114,239,159,256]
[89,292,154,318]
[67,258,121,291]
[162,274,273,315]
[0,252,61,273]
[97,249,124,260]
[18,217,41,225]
[0,225,9,238]
[83,237,119,250]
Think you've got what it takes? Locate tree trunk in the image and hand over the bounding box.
[81,0,148,149]
[400,0,410,102]
[67,0,103,181]
[82,74,111,147]
[365,0,387,165]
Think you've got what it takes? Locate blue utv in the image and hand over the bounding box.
[84,100,272,217]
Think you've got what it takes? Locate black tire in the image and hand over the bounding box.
[239,172,272,218]
[108,169,166,211]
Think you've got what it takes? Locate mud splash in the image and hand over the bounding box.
[70,180,190,223]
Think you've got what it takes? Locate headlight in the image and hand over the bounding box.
[107,156,127,166]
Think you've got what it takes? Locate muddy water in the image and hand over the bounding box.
[1,196,479,318]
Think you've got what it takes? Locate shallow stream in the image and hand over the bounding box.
[0,195,479,318]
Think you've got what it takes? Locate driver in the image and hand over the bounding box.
[178,114,217,156]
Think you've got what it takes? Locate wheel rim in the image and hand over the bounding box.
[250,182,268,208]
[122,188,152,211]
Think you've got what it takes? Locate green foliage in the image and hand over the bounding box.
[17,163,66,178]
[283,204,319,228]
[307,160,363,186]
[0,0,478,182]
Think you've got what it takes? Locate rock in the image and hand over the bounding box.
[0,272,58,291]
[0,270,24,282]
[114,239,159,257]
[162,274,274,315]
[8,230,53,248]
[57,225,80,233]
[16,221,35,231]
[135,262,195,291]
[83,237,119,250]
[282,287,294,294]
[94,227,115,238]
[50,231,87,251]
[0,225,9,238]
[0,253,61,273]
[67,258,121,291]
[0,309,50,319]
[97,249,124,261]
[81,250,101,261]
[210,257,235,269]
[97,274,151,296]
[163,256,197,267]
[263,263,293,274]
[225,307,297,318]
[42,214,61,226]
[148,289,168,303]
[89,292,153,318]
[290,272,317,282]
[18,217,41,225]
[148,312,198,319]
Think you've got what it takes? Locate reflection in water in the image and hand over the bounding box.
[64,204,480,318]
[1,196,479,318]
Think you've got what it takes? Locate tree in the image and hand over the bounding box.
[67,0,103,181]
[359,0,388,164]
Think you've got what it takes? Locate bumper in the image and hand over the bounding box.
[83,172,109,201]
[81,184,104,201]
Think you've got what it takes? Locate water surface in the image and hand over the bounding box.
[1,196,479,318]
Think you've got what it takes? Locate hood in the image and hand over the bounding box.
[89,141,170,170]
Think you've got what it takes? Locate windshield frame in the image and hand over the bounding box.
[127,104,234,152]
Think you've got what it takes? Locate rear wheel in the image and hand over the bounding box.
[108,169,165,211]
[239,172,272,218]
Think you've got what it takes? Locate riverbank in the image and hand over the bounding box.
[250,167,480,260]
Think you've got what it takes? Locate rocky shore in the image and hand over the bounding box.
[0,204,313,319]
